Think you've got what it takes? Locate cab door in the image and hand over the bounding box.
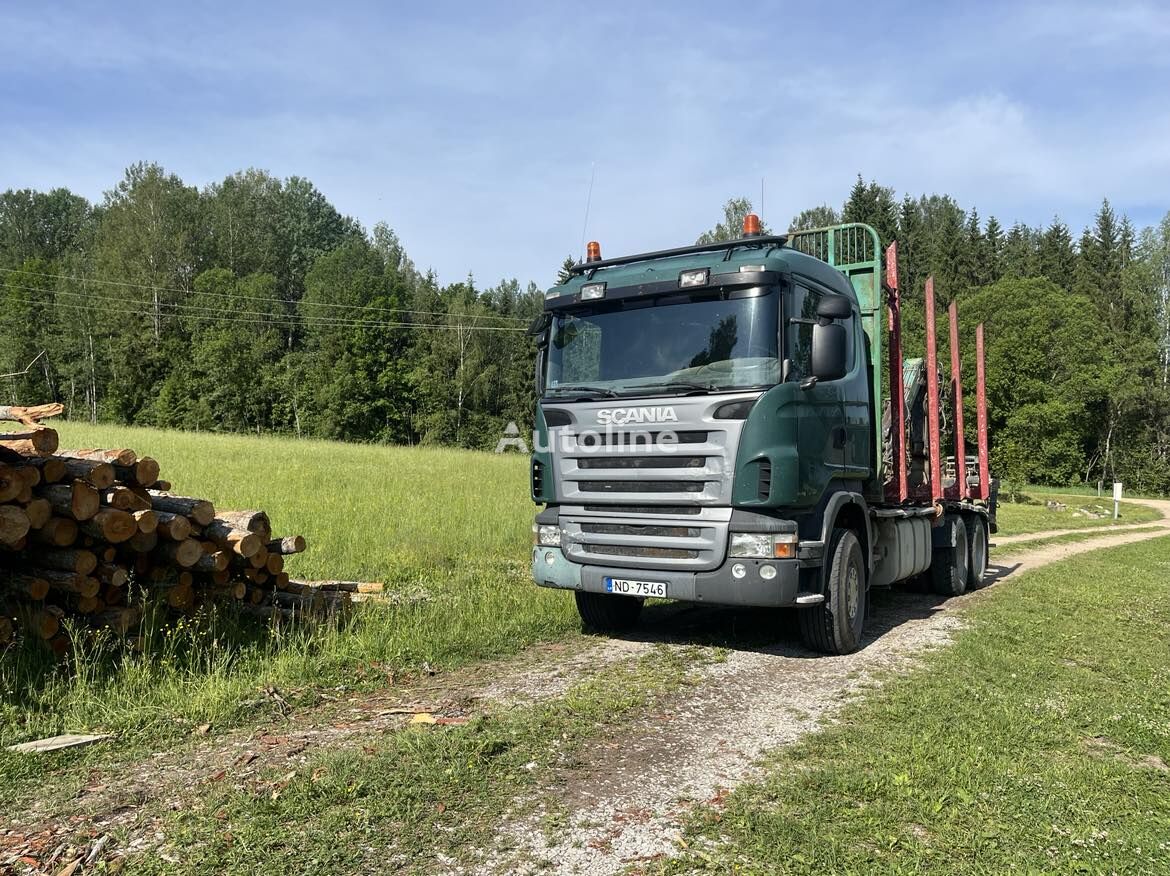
[841,315,872,480]
[786,283,845,505]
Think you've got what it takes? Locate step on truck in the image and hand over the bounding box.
[528,216,995,654]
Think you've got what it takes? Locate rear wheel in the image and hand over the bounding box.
[799,528,866,655]
[574,591,643,632]
[931,516,969,597]
[965,514,989,589]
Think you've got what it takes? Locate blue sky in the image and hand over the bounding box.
[2,1,1168,287]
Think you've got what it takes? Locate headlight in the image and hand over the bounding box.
[729,532,798,559]
[537,524,562,547]
[729,533,772,558]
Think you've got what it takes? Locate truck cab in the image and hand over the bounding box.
[529,218,991,654]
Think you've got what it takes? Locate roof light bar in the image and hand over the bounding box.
[580,282,606,300]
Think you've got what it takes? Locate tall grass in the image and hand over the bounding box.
[2,424,576,747]
[3,425,1157,748]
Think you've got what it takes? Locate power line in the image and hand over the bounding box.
[30,296,527,334]
[2,285,529,333]
[40,285,522,331]
[0,266,531,324]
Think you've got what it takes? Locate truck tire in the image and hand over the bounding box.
[965,514,989,589]
[574,591,642,632]
[931,516,968,597]
[799,528,866,655]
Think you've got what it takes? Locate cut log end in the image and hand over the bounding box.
[268,535,306,555]
[0,505,31,546]
[134,457,161,487]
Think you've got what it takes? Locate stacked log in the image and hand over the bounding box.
[0,405,314,656]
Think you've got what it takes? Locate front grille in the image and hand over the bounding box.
[531,460,544,497]
[576,430,708,447]
[583,504,702,515]
[577,456,704,469]
[581,522,700,538]
[556,422,732,509]
[583,544,700,560]
[578,480,704,493]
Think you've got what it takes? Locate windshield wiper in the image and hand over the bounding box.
[628,381,714,394]
[545,384,620,398]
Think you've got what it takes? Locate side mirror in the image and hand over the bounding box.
[811,322,847,381]
[816,294,853,321]
[528,312,551,337]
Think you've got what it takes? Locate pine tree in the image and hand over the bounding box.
[919,195,966,303]
[1000,223,1040,279]
[1073,200,1152,482]
[961,208,983,288]
[983,216,1004,284]
[896,195,926,296]
[843,177,869,220]
[556,255,576,285]
[1038,218,1075,290]
[841,177,897,246]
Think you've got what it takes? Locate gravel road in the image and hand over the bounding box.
[473,499,1170,875]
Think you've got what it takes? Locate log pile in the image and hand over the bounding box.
[0,405,328,656]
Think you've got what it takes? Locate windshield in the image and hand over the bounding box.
[544,287,780,397]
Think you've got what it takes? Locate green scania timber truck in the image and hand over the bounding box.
[528,217,994,654]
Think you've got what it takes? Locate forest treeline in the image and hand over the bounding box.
[1,165,1168,491]
[805,180,1170,493]
[0,164,541,450]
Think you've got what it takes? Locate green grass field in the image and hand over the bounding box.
[0,424,1161,754]
[1,423,580,750]
[3,425,1168,872]
[658,536,1170,875]
[994,490,1158,535]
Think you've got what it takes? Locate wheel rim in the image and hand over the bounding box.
[845,564,860,619]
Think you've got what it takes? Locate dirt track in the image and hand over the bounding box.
[5,501,1170,874]
[474,498,1170,875]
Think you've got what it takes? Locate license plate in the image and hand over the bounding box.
[604,577,667,598]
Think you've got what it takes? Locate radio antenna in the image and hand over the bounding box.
[760,176,765,223]
[579,163,596,261]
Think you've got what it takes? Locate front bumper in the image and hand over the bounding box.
[531,545,801,608]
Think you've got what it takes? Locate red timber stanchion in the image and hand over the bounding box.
[924,277,944,507]
[948,301,968,499]
[976,322,991,501]
[885,242,909,503]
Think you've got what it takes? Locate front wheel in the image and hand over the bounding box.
[575,591,643,632]
[799,528,866,655]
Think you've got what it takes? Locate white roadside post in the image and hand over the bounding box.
[1113,482,1123,520]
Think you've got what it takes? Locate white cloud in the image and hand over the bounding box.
[0,2,1167,285]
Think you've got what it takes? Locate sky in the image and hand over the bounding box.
[1,0,1168,288]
